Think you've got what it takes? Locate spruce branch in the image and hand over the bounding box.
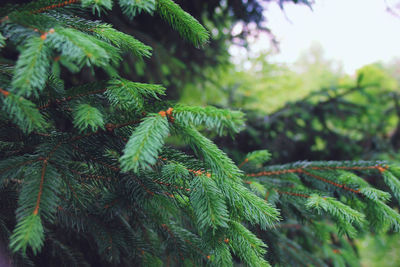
[210,242,232,267]
[9,214,44,255]
[0,32,5,49]
[227,221,270,267]
[38,87,107,110]
[173,104,245,135]
[10,159,62,254]
[81,0,113,15]
[92,25,152,58]
[177,125,242,182]
[72,103,105,132]
[155,0,209,47]
[2,92,47,133]
[305,195,366,228]
[239,150,272,168]
[382,170,400,204]
[119,0,156,18]
[22,0,81,14]
[106,79,165,111]
[190,174,229,231]
[120,113,170,172]
[11,36,51,97]
[46,27,119,69]
[222,181,281,229]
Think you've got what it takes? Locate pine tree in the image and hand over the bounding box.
[0,1,399,266]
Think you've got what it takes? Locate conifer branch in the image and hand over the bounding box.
[31,0,81,14]
[177,125,242,182]
[33,159,48,216]
[190,174,229,231]
[71,144,156,196]
[0,158,41,176]
[247,164,389,177]
[155,0,209,47]
[2,92,47,133]
[11,36,51,97]
[38,88,107,110]
[301,169,361,194]
[173,104,245,135]
[120,114,170,172]
[275,189,311,199]
[240,150,272,168]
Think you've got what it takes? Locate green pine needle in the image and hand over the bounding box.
[173,104,245,135]
[156,0,209,47]
[9,214,44,255]
[93,25,152,58]
[228,221,271,267]
[73,104,105,132]
[106,79,165,110]
[2,94,47,133]
[11,37,51,97]
[190,174,229,231]
[120,114,170,172]
[119,0,156,18]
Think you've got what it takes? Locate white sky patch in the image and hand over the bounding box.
[239,0,400,74]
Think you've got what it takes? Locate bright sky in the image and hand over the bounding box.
[246,0,400,74]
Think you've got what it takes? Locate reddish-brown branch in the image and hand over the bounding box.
[33,132,52,137]
[153,179,191,192]
[71,144,119,171]
[0,158,41,176]
[70,169,113,182]
[33,159,48,215]
[31,0,81,14]
[68,119,141,143]
[0,88,9,97]
[65,179,79,201]
[265,190,270,201]
[275,189,311,199]
[70,144,155,196]
[301,170,360,194]
[246,164,389,194]
[38,88,107,110]
[248,168,361,194]
[70,130,102,142]
[247,168,303,177]
[310,165,389,173]
[105,120,141,132]
[244,179,311,198]
[247,165,388,177]
[48,141,63,159]
[238,158,249,168]
[158,156,211,177]
[32,141,64,215]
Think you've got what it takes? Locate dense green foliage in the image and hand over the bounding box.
[1,1,400,267]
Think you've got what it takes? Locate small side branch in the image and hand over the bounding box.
[33,159,48,215]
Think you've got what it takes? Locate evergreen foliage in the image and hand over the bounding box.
[0,0,399,266]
